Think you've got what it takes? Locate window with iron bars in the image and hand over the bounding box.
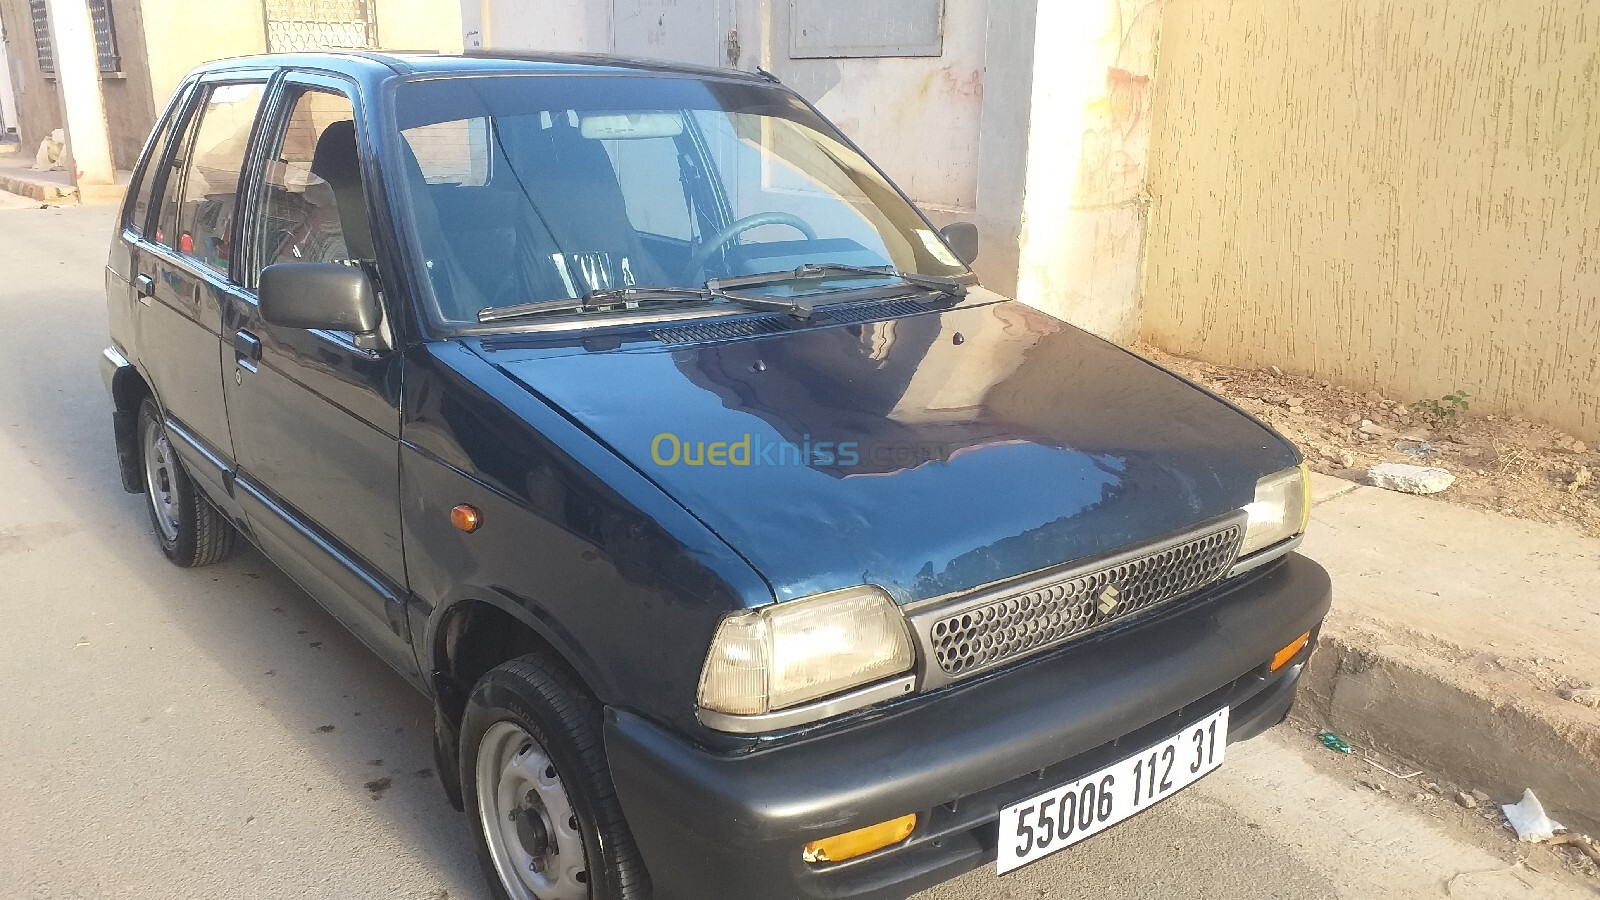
[27,0,122,75]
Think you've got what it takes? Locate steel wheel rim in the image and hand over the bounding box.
[142,418,180,542]
[476,721,590,900]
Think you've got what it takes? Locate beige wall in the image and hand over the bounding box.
[140,0,462,113]
[0,0,153,168]
[1142,0,1600,440]
[140,0,266,108]
[103,0,156,168]
[1015,0,1161,340]
[376,0,463,54]
[0,0,63,153]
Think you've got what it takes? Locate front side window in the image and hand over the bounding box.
[390,76,968,327]
[172,82,266,275]
[255,86,375,284]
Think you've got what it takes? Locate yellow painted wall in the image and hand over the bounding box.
[138,0,462,110]
[1141,0,1600,440]
[140,0,268,106]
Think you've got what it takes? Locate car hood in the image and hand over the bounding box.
[472,293,1298,604]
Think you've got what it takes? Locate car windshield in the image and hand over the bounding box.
[389,74,970,327]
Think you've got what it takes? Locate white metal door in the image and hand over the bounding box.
[612,0,725,67]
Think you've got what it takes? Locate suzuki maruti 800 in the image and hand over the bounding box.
[101,50,1332,900]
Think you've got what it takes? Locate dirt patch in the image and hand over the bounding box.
[1279,719,1600,885]
[1137,345,1600,538]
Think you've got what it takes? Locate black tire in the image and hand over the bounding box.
[137,398,236,567]
[460,655,648,900]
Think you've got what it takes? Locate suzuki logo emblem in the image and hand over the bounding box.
[1097,584,1122,616]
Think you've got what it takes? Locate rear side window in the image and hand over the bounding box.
[256,86,376,282]
[171,82,267,274]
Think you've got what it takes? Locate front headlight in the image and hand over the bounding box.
[1239,463,1312,557]
[697,586,915,718]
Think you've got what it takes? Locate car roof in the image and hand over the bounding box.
[190,49,772,84]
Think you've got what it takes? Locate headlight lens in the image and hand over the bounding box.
[1239,463,1312,557]
[698,586,915,716]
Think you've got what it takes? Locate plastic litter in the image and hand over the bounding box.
[1501,789,1563,842]
[1362,756,1421,779]
[1393,439,1437,459]
[1318,731,1352,754]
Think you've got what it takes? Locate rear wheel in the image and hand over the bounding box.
[461,656,647,900]
[138,398,235,567]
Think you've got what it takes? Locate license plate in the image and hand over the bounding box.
[997,706,1229,874]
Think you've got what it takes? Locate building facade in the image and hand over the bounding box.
[0,0,462,169]
[3,0,1593,439]
[459,0,1164,339]
[459,0,1600,440]
[0,15,20,136]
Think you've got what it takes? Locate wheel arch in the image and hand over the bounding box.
[426,592,619,813]
[111,364,156,494]
[430,593,616,727]
[110,362,154,414]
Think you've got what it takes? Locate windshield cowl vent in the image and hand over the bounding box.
[652,297,935,345]
[814,297,930,326]
[652,316,788,344]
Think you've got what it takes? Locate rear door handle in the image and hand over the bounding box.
[234,330,262,364]
[135,274,155,303]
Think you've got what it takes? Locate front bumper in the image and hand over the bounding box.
[605,554,1331,900]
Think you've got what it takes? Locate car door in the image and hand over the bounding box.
[222,71,417,681]
[131,75,269,505]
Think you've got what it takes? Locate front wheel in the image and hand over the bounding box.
[137,398,235,567]
[461,656,648,900]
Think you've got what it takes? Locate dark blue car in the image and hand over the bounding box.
[102,50,1331,900]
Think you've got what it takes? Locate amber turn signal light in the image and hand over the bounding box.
[1271,631,1312,672]
[802,814,917,864]
[451,504,482,533]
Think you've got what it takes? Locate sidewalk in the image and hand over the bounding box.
[0,155,128,204]
[1297,473,1600,832]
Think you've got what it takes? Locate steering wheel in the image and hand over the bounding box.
[682,212,818,283]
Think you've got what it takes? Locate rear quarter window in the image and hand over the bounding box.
[126,98,182,236]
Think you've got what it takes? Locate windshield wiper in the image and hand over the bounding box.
[708,263,968,297]
[478,286,814,324]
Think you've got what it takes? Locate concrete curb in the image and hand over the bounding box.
[1297,631,1600,827]
[1295,474,1600,831]
[0,165,125,205]
[0,169,76,202]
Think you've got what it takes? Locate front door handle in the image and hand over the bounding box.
[135,274,155,303]
[234,330,262,363]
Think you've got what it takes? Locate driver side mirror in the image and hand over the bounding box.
[940,222,979,266]
[260,262,381,337]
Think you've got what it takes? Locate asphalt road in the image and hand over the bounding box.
[2,204,1592,900]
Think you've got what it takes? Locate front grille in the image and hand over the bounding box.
[927,522,1244,678]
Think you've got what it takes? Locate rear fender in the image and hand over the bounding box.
[102,347,147,494]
